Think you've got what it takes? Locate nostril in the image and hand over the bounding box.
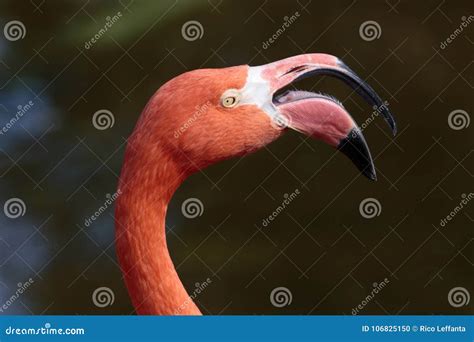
[282,65,309,76]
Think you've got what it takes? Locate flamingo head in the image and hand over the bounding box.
[142,54,396,179]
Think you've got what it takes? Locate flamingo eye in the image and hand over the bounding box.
[221,89,241,108]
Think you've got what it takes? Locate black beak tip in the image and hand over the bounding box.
[363,166,377,181]
[337,128,377,181]
[384,108,397,136]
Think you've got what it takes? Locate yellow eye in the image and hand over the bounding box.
[221,90,240,108]
[222,96,237,107]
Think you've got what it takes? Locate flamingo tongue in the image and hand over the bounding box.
[275,92,376,180]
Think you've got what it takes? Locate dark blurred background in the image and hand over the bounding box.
[0,0,472,315]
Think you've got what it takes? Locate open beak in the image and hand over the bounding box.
[253,54,396,181]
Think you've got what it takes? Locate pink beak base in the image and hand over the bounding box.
[276,95,354,147]
[276,95,376,180]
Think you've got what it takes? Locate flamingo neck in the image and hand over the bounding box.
[115,138,201,315]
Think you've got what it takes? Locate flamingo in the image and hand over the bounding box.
[115,53,396,315]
